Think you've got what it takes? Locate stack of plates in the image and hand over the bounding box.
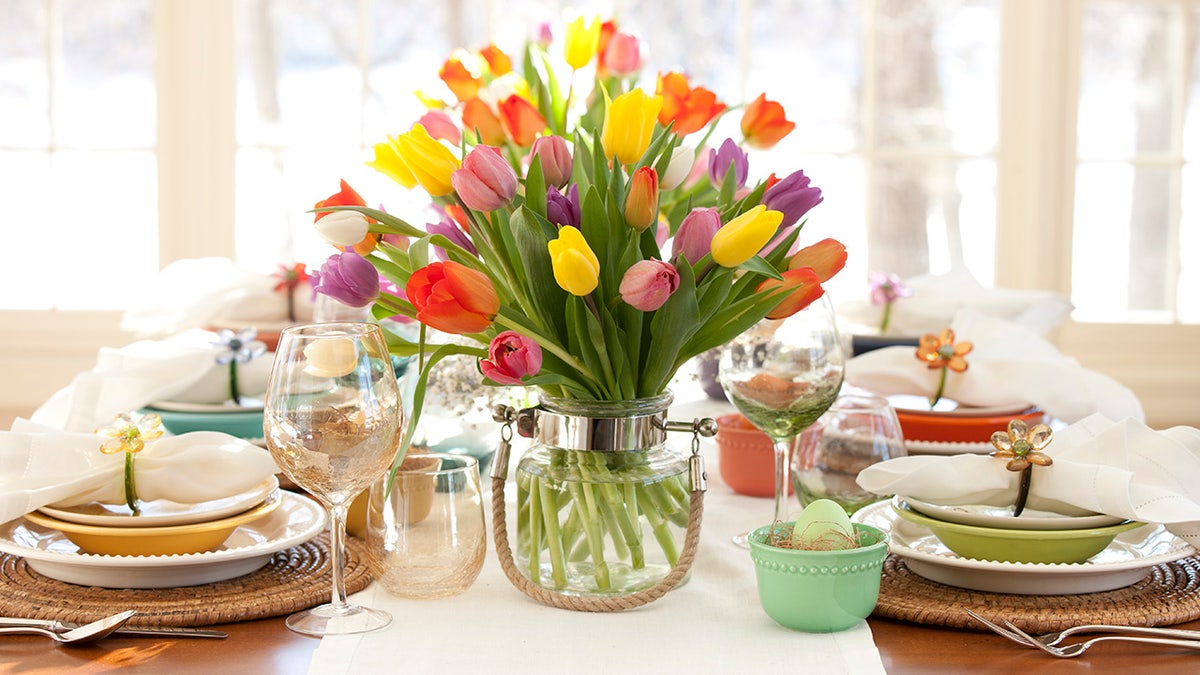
[142,400,265,441]
[0,478,326,588]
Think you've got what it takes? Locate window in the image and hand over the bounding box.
[1,0,1196,426]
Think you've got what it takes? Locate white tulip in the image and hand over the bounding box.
[660,145,696,191]
[315,210,370,247]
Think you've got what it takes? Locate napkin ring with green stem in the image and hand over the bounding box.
[96,412,164,513]
[990,418,1053,517]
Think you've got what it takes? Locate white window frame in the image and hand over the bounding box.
[2,0,1196,426]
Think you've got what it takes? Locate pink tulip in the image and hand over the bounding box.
[602,31,642,77]
[451,145,517,212]
[530,135,572,187]
[480,330,543,385]
[671,207,721,263]
[619,260,680,312]
[417,110,462,146]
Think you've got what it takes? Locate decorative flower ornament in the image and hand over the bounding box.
[868,271,912,334]
[214,328,267,406]
[915,328,973,406]
[990,418,1054,516]
[96,412,164,512]
[272,262,310,323]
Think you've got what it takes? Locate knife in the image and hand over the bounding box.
[0,616,227,639]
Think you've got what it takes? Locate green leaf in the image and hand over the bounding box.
[717,162,738,210]
[740,254,784,281]
[524,156,547,221]
[510,207,568,338]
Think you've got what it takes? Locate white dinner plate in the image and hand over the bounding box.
[887,395,1034,417]
[38,476,280,528]
[900,496,1126,530]
[853,500,1194,595]
[903,439,994,456]
[0,491,326,588]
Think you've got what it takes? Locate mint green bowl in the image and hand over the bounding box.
[892,501,1142,564]
[748,523,889,632]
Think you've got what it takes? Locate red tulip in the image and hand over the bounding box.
[757,267,824,319]
[656,72,726,136]
[498,95,547,147]
[405,261,499,335]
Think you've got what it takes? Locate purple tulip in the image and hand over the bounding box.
[763,169,824,229]
[708,138,748,189]
[619,260,680,312]
[671,207,721,263]
[546,184,581,229]
[428,215,478,258]
[311,251,380,308]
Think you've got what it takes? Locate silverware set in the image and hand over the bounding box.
[0,612,226,644]
[965,609,1200,658]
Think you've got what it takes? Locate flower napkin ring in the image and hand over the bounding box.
[97,412,164,513]
[214,328,267,405]
[990,418,1053,517]
[915,328,973,406]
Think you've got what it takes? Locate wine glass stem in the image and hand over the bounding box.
[328,502,350,613]
[772,438,792,524]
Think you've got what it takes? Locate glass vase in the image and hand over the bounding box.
[514,392,690,597]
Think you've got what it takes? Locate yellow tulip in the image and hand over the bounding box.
[601,89,663,166]
[366,136,417,189]
[563,15,601,69]
[547,226,600,296]
[393,123,461,197]
[710,205,784,268]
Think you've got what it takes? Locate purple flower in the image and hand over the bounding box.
[671,207,721,263]
[311,251,380,308]
[763,169,824,229]
[708,138,748,189]
[869,271,912,305]
[546,184,581,229]
[428,215,478,258]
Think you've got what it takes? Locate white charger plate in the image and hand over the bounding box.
[38,476,279,528]
[0,491,325,588]
[900,496,1125,530]
[903,439,993,456]
[853,500,1194,595]
[887,395,1033,417]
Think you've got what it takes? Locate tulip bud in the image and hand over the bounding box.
[624,166,659,232]
[530,135,573,187]
[480,330,543,385]
[757,267,824,319]
[394,124,461,197]
[311,251,380,308]
[601,88,663,166]
[763,169,823,229]
[451,145,518,212]
[708,138,748,189]
[660,145,696,191]
[461,97,506,146]
[366,139,418,189]
[428,215,477,258]
[710,205,783,268]
[315,210,370,248]
[672,207,721,263]
[741,93,796,150]
[619,260,680,312]
[602,31,642,77]
[547,226,600,296]
[546,184,581,229]
[788,238,847,282]
[417,110,462,146]
[564,14,601,69]
[498,95,547,147]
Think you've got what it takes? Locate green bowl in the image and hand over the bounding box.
[142,406,264,440]
[748,522,889,632]
[892,501,1142,564]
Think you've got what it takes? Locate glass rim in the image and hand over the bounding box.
[828,394,892,412]
[280,321,383,338]
[396,452,479,476]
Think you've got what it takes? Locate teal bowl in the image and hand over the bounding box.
[748,522,889,632]
[142,406,264,440]
[892,501,1142,564]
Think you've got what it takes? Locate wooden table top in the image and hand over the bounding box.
[4,612,1200,673]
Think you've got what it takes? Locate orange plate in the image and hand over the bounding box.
[895,407,1046,444]
[715,413,794,498]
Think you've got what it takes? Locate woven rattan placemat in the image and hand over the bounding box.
[874,554,1200,631]
[0,533,373,627]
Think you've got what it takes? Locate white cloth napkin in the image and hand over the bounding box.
[0,418,279,524]
[837,268,1072,337]
[31,329,272,433]
[845,309,1144,423]
[857,414,1200,547]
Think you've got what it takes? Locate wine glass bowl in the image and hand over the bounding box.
[719,296,846,546]
[264,322,401,636]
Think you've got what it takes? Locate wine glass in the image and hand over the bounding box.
[264,322,401,636]
[719,294,845,548]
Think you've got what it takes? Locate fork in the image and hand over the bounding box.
[964,609,1200,647]
[1001,620,1200,658]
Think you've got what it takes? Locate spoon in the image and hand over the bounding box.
[0,610,137,645]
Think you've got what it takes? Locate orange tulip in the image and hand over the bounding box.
[478,44,512,77]
[623,166,659,232]
[787,238,847,282]
[405,261,499,335]
[656,72,726,136]
[439,51,483,102]
[498,95,547,147]
[741,93,796,150]
[314,180,379,255]
[461,97,506,146]
[757,267,824,320]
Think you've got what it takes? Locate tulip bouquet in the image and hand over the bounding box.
[309,16,846,593]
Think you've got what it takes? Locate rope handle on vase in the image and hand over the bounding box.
[488,405,716,612]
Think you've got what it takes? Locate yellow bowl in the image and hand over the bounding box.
[23,491,282,556]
